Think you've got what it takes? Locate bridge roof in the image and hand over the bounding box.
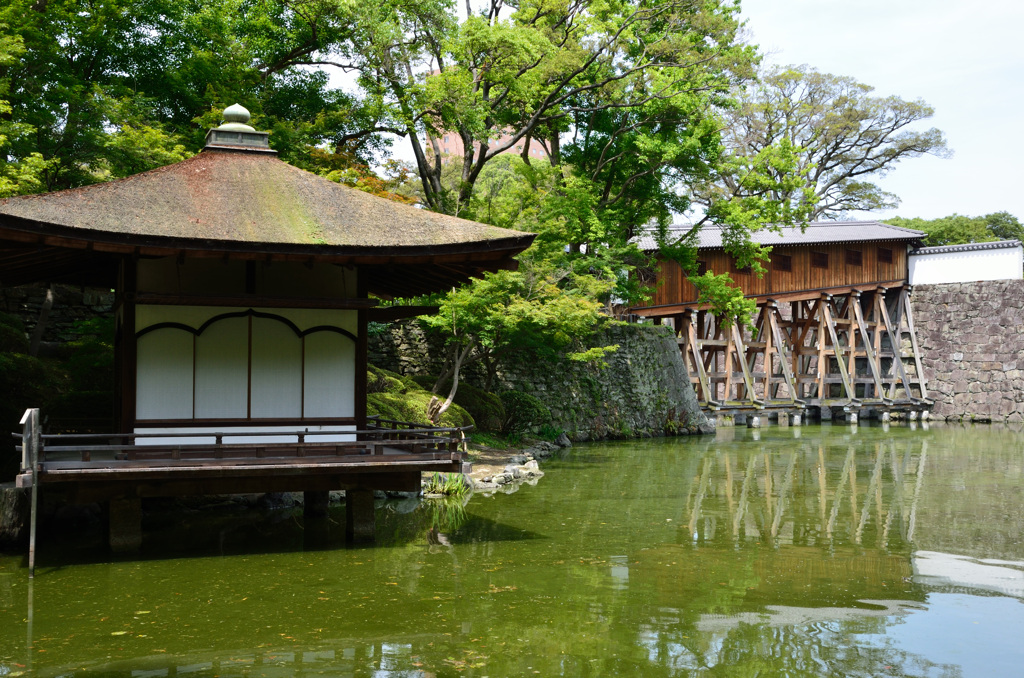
[637,220,925,252]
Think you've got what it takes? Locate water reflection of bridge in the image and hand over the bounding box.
[677,433,929,550]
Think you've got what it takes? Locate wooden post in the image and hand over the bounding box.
[345,488,375,543]
[730,323,759,406]
[761,307,773,400]
[876,288,914,400]
[684,311,714,405]
[767,304,801,405]
[821,296,855,402]
[902,287,929,400]
[851,292,887,401]
[21,409,40,578]
[304,490,330,518]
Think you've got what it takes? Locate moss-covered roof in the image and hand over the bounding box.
[0,149,532,254]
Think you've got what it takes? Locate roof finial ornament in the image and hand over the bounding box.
[204,103,273,153]
[217,104,256,133]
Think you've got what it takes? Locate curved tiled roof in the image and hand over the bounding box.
[912,239,1022,255]
[0,148,533,255]
[636,220,925,251]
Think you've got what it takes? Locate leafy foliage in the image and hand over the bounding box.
[0,313,68,480]
[499,390,551,435]
[707,64,949,220]
[422,472,470,498]
[888,212,1023,247]
[46,317,116,431]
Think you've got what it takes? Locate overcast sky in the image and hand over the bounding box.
[740,0,1024,221]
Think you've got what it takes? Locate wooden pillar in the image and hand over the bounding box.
[345,488,375,543]
[355,271,369,430]
[109,497,142,552]
[115,259,138,434]
[304,490,329,518]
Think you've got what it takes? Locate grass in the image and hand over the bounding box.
[467,431,523,450]
[422,472,470,498]
[422,496,469,533]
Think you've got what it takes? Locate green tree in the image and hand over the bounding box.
[706,64,950,220]
[341,0,756,217]
[983,211,1024,241]
[418,260,617,423]
[888,212,1023,247]
[0,29,50,197]
[0,0,394,190]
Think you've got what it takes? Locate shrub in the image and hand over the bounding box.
[367,390,474,428]
[0,313,28,354]
[0,351,67,481]
[47,318,115,431]
[367,364,415,394]
[499,390,551,435]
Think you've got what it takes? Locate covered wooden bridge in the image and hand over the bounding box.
[629,222,931,422]
[1,105,534,554]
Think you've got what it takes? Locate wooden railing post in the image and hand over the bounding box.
[20,408,40,578]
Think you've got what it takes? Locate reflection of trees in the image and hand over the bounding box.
[680,619,961,678]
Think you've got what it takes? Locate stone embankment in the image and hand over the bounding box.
[371,322,713,441]
[912,279,1024,422]
[2,283,114,343]
[466,437,570,493]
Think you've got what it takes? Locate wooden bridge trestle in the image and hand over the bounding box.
[668,286,930,415]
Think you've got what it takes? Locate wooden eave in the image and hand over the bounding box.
[0,215,533,295]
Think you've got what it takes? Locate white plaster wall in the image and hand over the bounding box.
[909,247,1023,285]
[134,305,357,422]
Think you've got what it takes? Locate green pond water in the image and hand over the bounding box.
[2,422,1024,677]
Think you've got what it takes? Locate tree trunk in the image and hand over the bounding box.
[28,285,53,357]
[427,342,473,424]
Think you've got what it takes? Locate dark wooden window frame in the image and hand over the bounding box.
[772,253,792,272]
[811,251,829,269]
[878,247,893,264]
[845,248,863,267]
[730,259,752,275]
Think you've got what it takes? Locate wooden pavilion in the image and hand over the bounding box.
[0,105,534,551]
[629,221,931,421]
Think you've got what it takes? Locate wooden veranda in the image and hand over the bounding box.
[15,412,469,561]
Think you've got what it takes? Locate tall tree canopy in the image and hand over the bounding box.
[888,212,1023,247]
[700,64,950,221]
[1,3,956,419]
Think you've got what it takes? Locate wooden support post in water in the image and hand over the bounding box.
[304,490,330,518]
[345,488,375,543]
[109,498,142,552]
[21,409,40,578]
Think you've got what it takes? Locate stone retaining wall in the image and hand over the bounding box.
[1,283,114,343]
[912,279,1024,422]
[369,321,712,440]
